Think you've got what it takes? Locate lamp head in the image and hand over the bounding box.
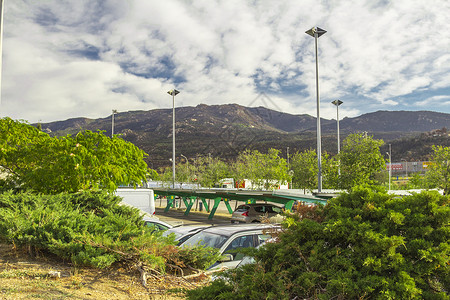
[167,89,180,96]
[332,100,343,106]
[305,27,327,37]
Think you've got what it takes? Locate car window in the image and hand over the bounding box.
[257,234,272,245]
[264,206,273,213]
[253,206,265,213]
[182,231,228,249]
[224,234,254,260]
[272,206,282,213]
[235,205,250,212]
[264,205,282,213]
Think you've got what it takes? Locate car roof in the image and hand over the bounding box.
[166,225,211,234]
[199,224,279,236]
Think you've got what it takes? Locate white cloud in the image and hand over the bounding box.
[417,95,450,107]
[1,0,450,123]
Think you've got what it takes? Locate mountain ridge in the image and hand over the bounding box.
[38,104,450,169]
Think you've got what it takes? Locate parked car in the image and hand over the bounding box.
[180,224,279,270]
[143,217,173,231]
[211,237,278,281]
[231,203,284,223]
[163,225,211,245]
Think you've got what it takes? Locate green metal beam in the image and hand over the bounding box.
[183,196,196,215]
[164,195,175,212]
[200,197,210,212]
[223,198,233,214]
[154,188,331,219]
[208,197,223,220]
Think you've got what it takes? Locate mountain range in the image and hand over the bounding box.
[38,104,450,169]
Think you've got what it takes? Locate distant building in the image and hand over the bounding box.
[386,161,432,175]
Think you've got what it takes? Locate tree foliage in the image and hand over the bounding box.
[194,156,231,188]
[425,145,450,195]
[290,149,318,192]
[187,186,449,299]
[0,118,149,194]
[338,133,386,189]
[232,149,289,190]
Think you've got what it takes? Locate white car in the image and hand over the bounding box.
[180,224,279,270]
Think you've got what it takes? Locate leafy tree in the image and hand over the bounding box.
[290,150,338,191]
[232,149,289,190]
[175,159,193,187]
[322,153,340,189]
[290,149,318,192]
[0,118,148,194]
[187,186,449,299]
[425,145,450,195]
[409,173,427,189]
[194,156,231,188]
[338,133,386,189]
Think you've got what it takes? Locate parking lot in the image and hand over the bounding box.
[154,206,232,226]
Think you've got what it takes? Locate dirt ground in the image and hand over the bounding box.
[0,243,207,300]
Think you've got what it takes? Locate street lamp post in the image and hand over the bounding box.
[332,100,343,176]
[387,144,392,191]
[111,109,118,137]
[167,89,180,189]
[0,0,5,107]
[331,100,343,153]
[306,26,327,192]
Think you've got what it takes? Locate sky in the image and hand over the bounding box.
[1,0,450,123]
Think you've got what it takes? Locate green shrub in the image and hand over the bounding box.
[0,191,218,272]
[188,186,449,299]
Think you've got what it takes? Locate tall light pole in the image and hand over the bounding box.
[0,0,5,108]
[306,26,326,192]
[331,100,343,153]
[332,100,343,176]
[167,89,180,189]
[111,109,117,137]
[387,144,392,191]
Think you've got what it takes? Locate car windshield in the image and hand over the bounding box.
[181,231,229,249]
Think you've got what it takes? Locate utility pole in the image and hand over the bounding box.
[0,0,5,109]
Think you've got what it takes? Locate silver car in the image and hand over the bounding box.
[163,225,211,245]
[231,203,283,223]
[180,224,279,270]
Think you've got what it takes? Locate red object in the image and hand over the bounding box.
[242,211,249,217]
